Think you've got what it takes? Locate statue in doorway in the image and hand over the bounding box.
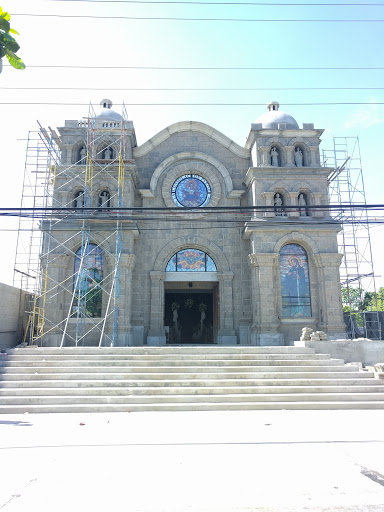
[74,191,84,208]
[298,193,307,216]
[294,147,303,167]
[79,146,87,165]
[104,147,112,159]
[270,147,279,167]
[99,190,110,208]
[274,193,283,216]
[171,302,181,342]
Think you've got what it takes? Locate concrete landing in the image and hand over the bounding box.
[1,410,384,511]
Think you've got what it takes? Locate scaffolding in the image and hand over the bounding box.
[14,102,130,347]
[323,136,381,339]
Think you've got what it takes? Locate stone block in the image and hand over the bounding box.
[131,326,144,346]
[147,335,166,346]
[259,333,284,346]
[218,335,237,346]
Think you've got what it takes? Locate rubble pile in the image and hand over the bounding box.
[300,327,313,341]
[300,327,328,342]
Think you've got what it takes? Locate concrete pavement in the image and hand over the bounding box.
[1,410,384,511]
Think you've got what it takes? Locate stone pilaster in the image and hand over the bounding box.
[287,192,300,218]
[218,271,236,345]
[312,192,324,218]
[309,146,320,167]
[42,254,71,346]
[260,147,270,167]
[116,253,136,346]
[249,253,283,346]
[313,253,346,338]
[147,270,166,345]
[262,192,275,218]
[285,146,294,166]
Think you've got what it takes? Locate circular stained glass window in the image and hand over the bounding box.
[171,175,211,208]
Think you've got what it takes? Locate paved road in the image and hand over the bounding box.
[1,410,384,511]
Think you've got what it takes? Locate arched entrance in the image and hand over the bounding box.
[164,283,219,344]
[148,239,236,346]
[164,249,218,344]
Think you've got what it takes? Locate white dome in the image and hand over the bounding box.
[255,101,299,130]
[94,99,122,122]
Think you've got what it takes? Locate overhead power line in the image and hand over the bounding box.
[2,204,384,213]
[1,101,384,106]
[49,1,384,5]
[6,64,384,70]
[2,86,384,91]
[12,13,384,21]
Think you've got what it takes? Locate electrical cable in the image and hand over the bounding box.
[1,102,384,106]
[48,1,384,6]
[12,13,384,21]
[2,87,384,91]
[4,65,384,70]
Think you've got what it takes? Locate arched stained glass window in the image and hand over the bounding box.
[73,243,104,317]
[280,244,311,318]
[166,249,217,272]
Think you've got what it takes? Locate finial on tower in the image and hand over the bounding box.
[267,101,280,112]
[100,99,113,109]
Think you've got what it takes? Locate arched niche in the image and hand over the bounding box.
[150,152,233,198]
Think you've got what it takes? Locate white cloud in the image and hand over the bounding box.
[344,102,384,129]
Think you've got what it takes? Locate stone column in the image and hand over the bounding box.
[147,270,166,345]
[309,146,320,167]
[218,271,236,345]
[285,146,294,166]
[313,253,346,339]
[260,147,270,166]
[43,253,71,347]
[312,192,324,218]
[261,192,275,218]
[249,253,283,346]
[64,145,73,165]
[116,253,136,346]
[287,192,300,218]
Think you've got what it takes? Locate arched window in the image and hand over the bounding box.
[279,244,311,318]
[166,249,217,272]
[98,190,111,208]
[73,243,104,317]
[73,190,85,208]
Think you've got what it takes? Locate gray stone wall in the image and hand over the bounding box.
[0,283,27,349]
[41,109,346,346]
[134,131,250,190]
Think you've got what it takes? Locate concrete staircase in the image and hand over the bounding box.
[1,346,384,413]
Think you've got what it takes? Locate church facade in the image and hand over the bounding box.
[42,100,346,347]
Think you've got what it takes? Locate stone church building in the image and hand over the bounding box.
[42,100,346,347]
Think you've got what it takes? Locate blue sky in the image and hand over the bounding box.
[1,0,383,289]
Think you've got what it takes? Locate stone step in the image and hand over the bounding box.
[0,370,374,381]
[10,346,316,355]
[0,358,342,369]
[2,392,384,406]
[2,347,382,413]
[1,401,384,413]
[0,362,350,374]
[2,353,330,363]
[0,377,379,388]
[1,385,384,396]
